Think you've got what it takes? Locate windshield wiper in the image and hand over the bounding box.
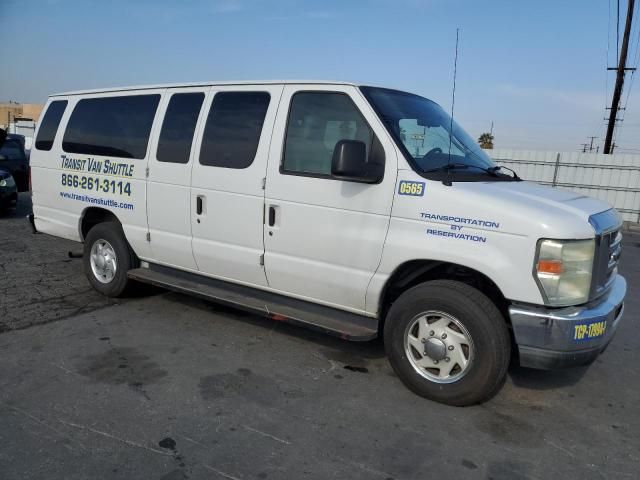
[424,162,495,174]
[489,165,521,181]
[424,163,498,185]
[424,163,520,185]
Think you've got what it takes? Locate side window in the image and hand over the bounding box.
[35,100,68,151]
[63,95,160,159]
[157,92,204,164]
[283,92,373,176]
[199,92,270,169]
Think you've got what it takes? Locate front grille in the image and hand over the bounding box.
[589,209,623,301]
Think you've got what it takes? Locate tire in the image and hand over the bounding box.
[384,280,511,406]
[83,222,139,297]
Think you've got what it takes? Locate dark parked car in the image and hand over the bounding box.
[0,136,29,191]
[7,133,26,150]
[0,168,18,210]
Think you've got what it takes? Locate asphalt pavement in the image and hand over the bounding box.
[1,193,638,480]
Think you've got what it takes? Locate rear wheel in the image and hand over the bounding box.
[384,280,510,406]
[83,222,138,297]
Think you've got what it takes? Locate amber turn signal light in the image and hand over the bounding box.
[537,259,563,274]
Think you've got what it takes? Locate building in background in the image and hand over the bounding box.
[20,104,44,122]
[0,102,23,129]
[0,102,44,151]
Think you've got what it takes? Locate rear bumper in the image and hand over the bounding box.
[509,275,626,369]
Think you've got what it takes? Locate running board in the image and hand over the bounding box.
[127,264,378,341]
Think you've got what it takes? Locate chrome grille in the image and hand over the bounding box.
[589,209,623,301]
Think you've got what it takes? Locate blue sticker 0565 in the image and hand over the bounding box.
[398,180,425,196]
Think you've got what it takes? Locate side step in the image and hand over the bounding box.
[127,264,378,341]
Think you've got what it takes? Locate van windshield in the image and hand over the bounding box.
[360,87,507,181]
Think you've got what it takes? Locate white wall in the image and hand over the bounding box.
[8,120,36,151]
[489,149,640,224]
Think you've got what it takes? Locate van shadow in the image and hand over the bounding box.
[0,192,32,219]
[508,362,589,390]
[144,290,595,387]
[161,291,387,361]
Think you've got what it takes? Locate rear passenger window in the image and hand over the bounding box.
[63,95,160,159]
[199,92,270,169]
[157,93,204,164]
[283,92,373,176]
[35,100,67,151]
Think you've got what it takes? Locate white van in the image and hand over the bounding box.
[28,81,626,405]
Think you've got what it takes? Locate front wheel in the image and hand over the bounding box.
[83,222,138,297]
[384,280,511,406]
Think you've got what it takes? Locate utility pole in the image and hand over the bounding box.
[587,136,597,152]
[581,143,589,153]
[604,0,636,154]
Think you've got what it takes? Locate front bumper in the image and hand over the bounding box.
[0,187,17,208]
[509,275,626,369]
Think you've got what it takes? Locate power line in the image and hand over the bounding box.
[634,3,640,67]
[618,0,621,62]
[608,0,613,71]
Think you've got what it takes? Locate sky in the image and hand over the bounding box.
[1,0,639,153]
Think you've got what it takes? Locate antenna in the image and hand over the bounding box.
[444,28,460,187]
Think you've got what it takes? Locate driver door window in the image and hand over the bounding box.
[282,92,372,176]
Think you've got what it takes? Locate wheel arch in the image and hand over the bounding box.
[79,207,121,241]
[378,259,510,332]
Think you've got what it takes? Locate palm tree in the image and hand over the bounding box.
[478,133,494,149]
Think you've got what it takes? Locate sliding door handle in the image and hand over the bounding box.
[196,195,204,215]
[268,206,276,226]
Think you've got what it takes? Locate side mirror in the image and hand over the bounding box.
[331,140,382,183]
[0,128,6,149]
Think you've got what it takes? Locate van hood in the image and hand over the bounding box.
[484,181,611,221]
[451,180,614,239]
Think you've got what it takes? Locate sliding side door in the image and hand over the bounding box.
[146,87,208,270]
[190,84,283,287]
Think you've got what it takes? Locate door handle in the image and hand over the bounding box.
[268,206,276,227]
[196,195,204,215]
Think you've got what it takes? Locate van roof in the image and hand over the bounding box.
[50,80,361,97]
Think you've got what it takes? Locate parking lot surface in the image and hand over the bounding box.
[1,193,638,480]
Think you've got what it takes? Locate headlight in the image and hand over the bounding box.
[535,239,595,306]
[0,176,15,187]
